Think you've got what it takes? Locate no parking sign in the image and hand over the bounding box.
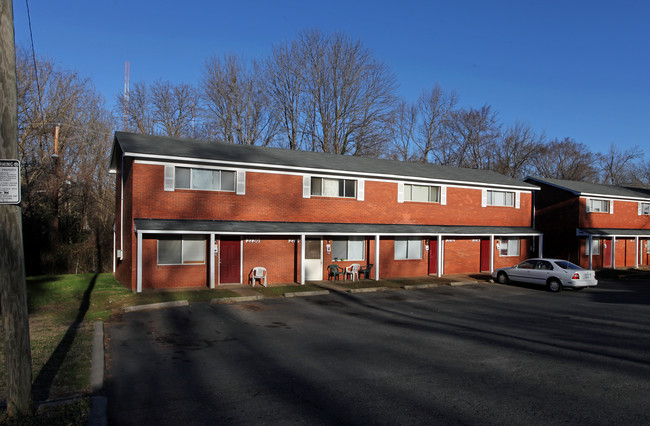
[0,160,20,204]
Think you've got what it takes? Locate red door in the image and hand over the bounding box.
[480,239,491,272]
[220,238,241,284]
[428,239,438,275]
[603,239,612,268]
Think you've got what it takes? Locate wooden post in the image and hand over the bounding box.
[0,0,34,417]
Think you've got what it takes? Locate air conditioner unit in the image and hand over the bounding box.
[116,249,123,260]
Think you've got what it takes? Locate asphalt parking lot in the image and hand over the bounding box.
[104,279,650,425]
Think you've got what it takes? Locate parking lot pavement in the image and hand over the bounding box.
[104,280,650,425]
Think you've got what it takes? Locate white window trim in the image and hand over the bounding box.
[586,198,613,214]
[171,166,239,193]
[484,189,516,208]
[498,238,521,257]
[394,237,423,260]
[157,236,207,265]
[588,238,601,256]
[402,183,443,204]
[639,202,650,215]
[332,237,365,261]
[309,176,357,199]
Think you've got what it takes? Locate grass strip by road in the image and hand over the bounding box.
[0,273,238,423]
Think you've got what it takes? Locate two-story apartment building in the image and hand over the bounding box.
[525,176,650,270]
[110,132,541,292]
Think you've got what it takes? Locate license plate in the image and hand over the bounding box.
[584,273,591,278]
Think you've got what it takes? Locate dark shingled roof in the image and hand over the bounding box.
[134,218,541,236]
[111,131,537,190]
[526,176,650,200]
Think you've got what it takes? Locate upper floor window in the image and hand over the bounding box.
[487,190,515,207]
[404,184,440,203]
[395,237,422,260]
[158,235,206,265]
[587,198,610,213]
[499,238,520,257]
[332,237,365,261]
[175,167,235,192]
[640,202,650,215]
[311,177,356,198]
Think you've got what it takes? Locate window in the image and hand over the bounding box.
[332,237,365,261]
[404,184,440,203]
[587,199,610,213]
[311,177,356,198]
[587,238,600,255]
[647,239,650,254]
[175,167,235,192]
[554,260,581,270]
[487,190,515,207]
[499,238,520,257]
[640,202,650,215]
[158,235,206,265]
[395,238,422,260]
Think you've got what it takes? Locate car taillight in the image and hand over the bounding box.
[572,273,580,279]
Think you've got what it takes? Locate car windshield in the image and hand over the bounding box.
[554,260,582,270]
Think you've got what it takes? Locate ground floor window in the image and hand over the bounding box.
[395,238,422,260]
[499,238,520,257]
[647,239,650,254]
[158,235,206,265]
[588,238,601,255]
[332,237,365,261]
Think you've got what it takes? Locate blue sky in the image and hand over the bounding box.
[12,0,650,156]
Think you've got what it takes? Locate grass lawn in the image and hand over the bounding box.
[0,273,238,423]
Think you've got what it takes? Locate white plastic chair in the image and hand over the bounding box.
[251,267,267,287]
[346,264,360,281]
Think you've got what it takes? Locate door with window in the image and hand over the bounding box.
[220,238,241,284]
[428,239,438,275]
[304,238,323,280]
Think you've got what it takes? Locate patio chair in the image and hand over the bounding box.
[251,267,267,287]
[346,263,361,281]
[327,264,344,280]
[359,264,373,279]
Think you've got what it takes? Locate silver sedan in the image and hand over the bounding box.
[492,258,598,292]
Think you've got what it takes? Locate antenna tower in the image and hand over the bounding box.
[123,61,130,129]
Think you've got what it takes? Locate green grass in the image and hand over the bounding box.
[0,273,240,421]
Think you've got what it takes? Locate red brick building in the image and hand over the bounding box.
[110,132,541,291]
[525,177,650,269]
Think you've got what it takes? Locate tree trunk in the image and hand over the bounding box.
[0,0,34,416]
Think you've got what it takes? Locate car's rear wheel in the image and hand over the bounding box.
[496,272,509,284]
[547,278,562,292]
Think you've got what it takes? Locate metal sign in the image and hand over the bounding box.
[0,160,20,204]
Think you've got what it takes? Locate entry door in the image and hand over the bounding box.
[304,238,323,281]
[480,238,491,272]
[220,238,241,284]
[428,239,438,275]
[603,239,612,268]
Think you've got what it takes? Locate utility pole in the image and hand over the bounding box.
[0,0,34,417]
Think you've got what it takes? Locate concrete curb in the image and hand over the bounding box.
[449,281,479,286]
[211,295,264,304]
[403,283,445,290]
[348,287,387,293]
[124,300,189,312]
[88,321,106,426]
[283,290,330,298]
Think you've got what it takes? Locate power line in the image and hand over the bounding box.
[25,0,43,123]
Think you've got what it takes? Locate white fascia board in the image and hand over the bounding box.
[579,193,650,202]
[129,154,536,191]
[137,229,542,237]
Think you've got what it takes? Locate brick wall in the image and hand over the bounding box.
[579,198,650,229]
[131,164,533,227]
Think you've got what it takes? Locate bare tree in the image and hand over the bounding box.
[493,121,545,178]
[299,29,398,155]
[265,39,307,150]
[530,137,598,182]
[450,105,500,169]
[389,100,418,161]
[415,85,458,163]
[117,81,155,134]
[201,53,276,145]
[16,47,115,274]
[597,143,643,186]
